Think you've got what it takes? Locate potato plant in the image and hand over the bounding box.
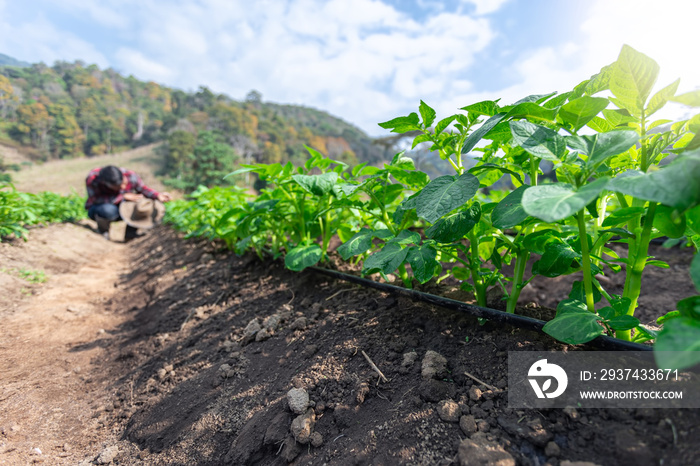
[0,183,86,240]
[166,45,699,364]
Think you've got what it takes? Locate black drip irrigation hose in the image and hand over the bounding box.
[309,266,652,352]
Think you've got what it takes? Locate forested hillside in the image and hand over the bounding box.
[0,57,389,190]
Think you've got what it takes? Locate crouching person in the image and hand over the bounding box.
[85,165,171,241]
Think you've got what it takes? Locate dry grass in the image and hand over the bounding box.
[4,143,181,199]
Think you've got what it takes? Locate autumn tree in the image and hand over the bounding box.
[0,75,18,119]
[48,103,84,158]
[13,101,51,151]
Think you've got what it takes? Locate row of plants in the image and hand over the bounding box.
[165,46,700,369]
[0,183,86,239]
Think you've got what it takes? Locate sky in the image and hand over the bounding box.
[0,0,698,136]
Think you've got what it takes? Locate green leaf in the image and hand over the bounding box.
[387,229,421,246]
[468,163,524,187]
[601,207,645,227]
[388,168,430,189]
[657,310,681,325]
[523,229,561,255]
[585,63,614,96]
[337,228,374,260]
[419,100,437,128]
[543,299,604,344]
[532,242,580,277]
[504,102,557,122]
[510,120,566,161]
[608,297,631,320]
[587,116,615,133]
[598,227,635,239]
[452,267,470,280]
[608,154,700,211]
[558,96,609,131]
[285,244,322,272]
[390,151,416,169]
[607,315,640,331]
[653,205,687,238]
[292,172,338,196]
[610,44,660,116]
[492,185,529,229]
[566,130,639,168]
[426,204,481,243]
[414,172,480,223]
[372,229,394,240]
[691,254,700,293]
[378,113,421,133]
[461,100,500,117]
[686,205,700,235]
[569,280,601,304]
[598,306,616,321]
[462,113,506,154]
[646,259,670,268]
[671,89,700,107]
[654,317,700,370]
[522,178,610,223]
[543,92,571,109]
[362,243,409,275]
[407,244,439,284]
[435,115,457,135]
[646,78,680,117]
[677,296,700,319]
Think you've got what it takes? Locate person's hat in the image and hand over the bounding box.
[118,199,165,229]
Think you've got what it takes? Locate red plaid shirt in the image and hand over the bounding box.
[85,167,160,209]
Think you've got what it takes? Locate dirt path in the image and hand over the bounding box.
[1,223,698,465]
[0,222,131,465]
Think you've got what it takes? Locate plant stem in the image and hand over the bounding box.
[619,202,657,340]
[576,210,596,313]
[530,154,538,186]
[468,230,486,307]
[640,109,649,172]
[397,263,412,289]
[591,193,608,267]
[321,198,333,256]
[506,248,529,314]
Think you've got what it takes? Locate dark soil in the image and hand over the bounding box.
[1,224,698,465]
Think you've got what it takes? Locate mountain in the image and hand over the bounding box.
[0,53,30,68]
[0,59,393,187]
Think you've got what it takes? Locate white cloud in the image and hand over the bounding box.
[49,0,131,29]
[68,0,497,134]
[114,48,174,82]
[461,0,511,15]
[19,0,696,139]
[0,14,108,67]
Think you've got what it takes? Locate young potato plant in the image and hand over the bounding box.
[510,45,700,344]
[165,44,698,359]
[227,146,357,271]
[165,185,248,243]
[0,183,87,240]
[336,151,435,287]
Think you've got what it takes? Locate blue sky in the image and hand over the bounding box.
[0,0,698,136]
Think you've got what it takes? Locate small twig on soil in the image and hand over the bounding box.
[325,288,354,301]
[333,434,345,442]
[665,418,678,447]
[276,440,285,455]
[361,350,389,383]
[179,310,196,332]
[464,371,501,392]
[212,291,226,308]
[287,290,295,305]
